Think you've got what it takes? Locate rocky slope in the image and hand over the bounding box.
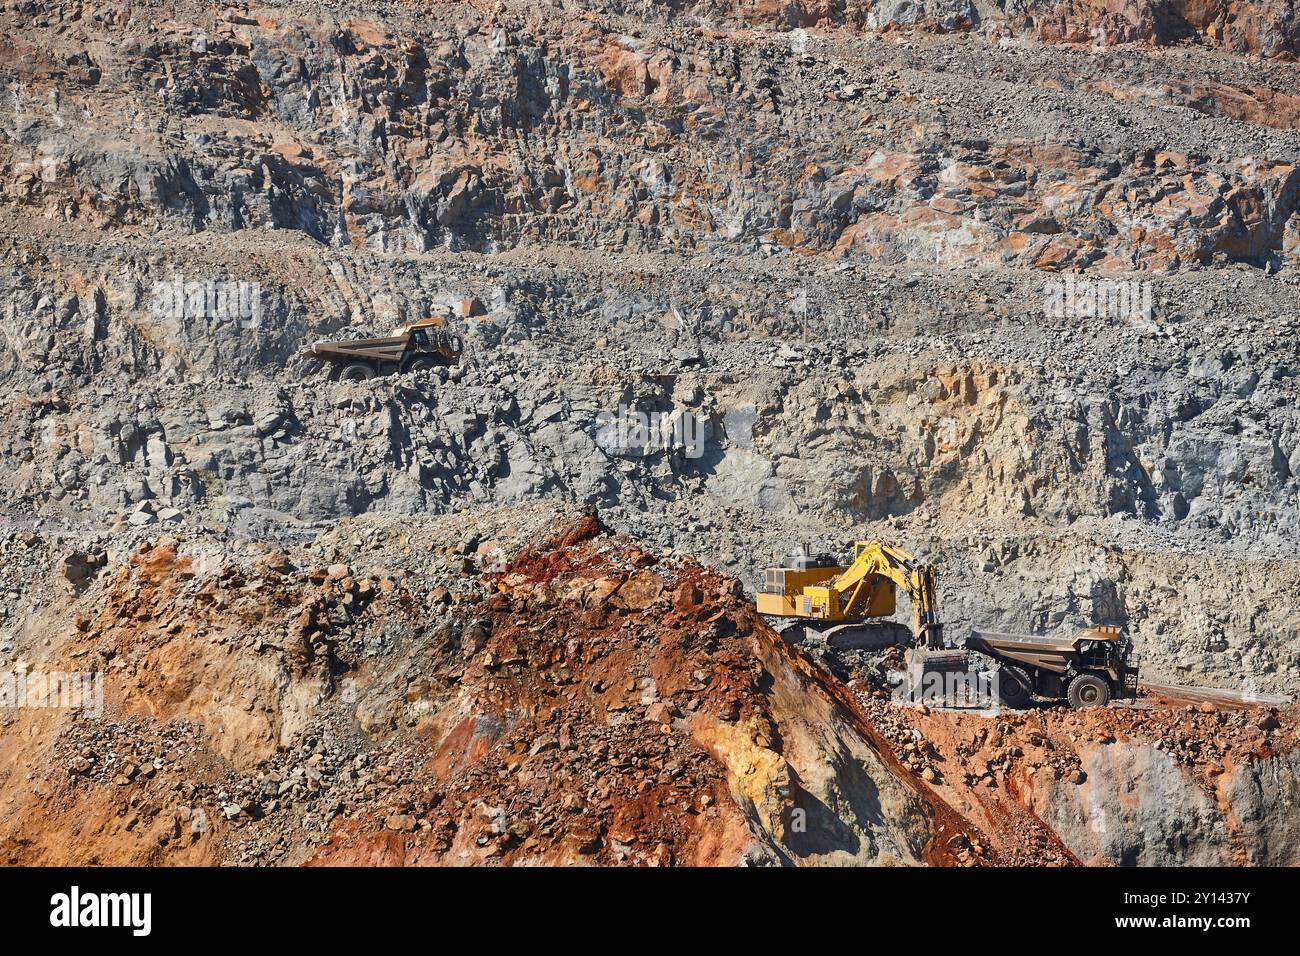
[2,0,1299,864]
[0,511,946,865]
[1,511,1293,865]
[859,667,1300,865]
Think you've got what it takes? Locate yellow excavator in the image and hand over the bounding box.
[757,540,964,669]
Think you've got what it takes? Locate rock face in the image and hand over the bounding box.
[1027,743,1300,865]
[6,4,1300,265]
[577,1,1300,60]
[1,0,1299,865]
[861,679,1300,866]
[0,512,948,866]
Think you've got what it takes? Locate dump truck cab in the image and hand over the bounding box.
[966,625,1139,709]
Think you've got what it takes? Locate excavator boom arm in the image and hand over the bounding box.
[820,542,945,649]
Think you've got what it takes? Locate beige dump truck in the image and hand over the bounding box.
[304,317,463,382]
[966,625,1139,708]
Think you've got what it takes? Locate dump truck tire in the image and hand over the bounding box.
[407,355,442,373]
[338,362,375,382]
[1068,673,1111,709]
[997,666,1033,708]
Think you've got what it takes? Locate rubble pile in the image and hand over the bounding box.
[1,508,1294,866]
[0,510,955,865]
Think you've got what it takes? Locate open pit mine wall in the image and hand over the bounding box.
[7,5,1300,264]
[2,0,1300,705]
[5,266,1299,697]
[653,2,1300,61]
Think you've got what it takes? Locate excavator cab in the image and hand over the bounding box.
[758,545,894,623]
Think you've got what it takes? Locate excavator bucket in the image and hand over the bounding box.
[903,647,975,706]
[913,648,970,672]
[908,647,970,680]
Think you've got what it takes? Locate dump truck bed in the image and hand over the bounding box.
[968,629,1078,651]
[309,335,409,362]
[966,629,1081,674]
[966,626,1138,703]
